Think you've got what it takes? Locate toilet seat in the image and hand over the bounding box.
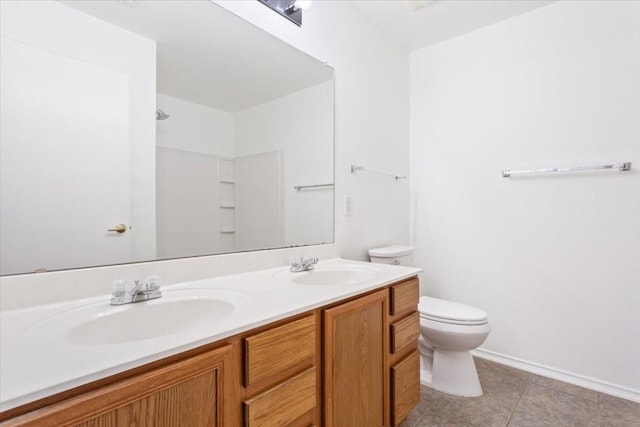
[419,296,488,326]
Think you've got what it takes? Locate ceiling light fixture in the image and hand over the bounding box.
[257,0,311,27]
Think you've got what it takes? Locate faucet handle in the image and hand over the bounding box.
[290,256,318,272]
[302,256,319,266]
[112,279,127,297]
[143,275,161,291]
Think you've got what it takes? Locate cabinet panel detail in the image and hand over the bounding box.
[243,314,315,387]
[391,311,420,354]
[5,345,232,427]
[390,279,419,316]
[323,289,387,427]
[391,350,421,426]
[76,372,218,427]
[243,367,316,427]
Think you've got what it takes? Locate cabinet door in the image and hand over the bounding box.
[6,345,232,427]
[323,289,387,427]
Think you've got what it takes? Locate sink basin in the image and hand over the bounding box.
[27,289,247,346]
[288,267,377,286]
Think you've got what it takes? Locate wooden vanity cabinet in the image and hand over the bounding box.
[2,344,233,427]
[1,276,420,427]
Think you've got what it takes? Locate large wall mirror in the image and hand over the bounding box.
[0,0,334,276]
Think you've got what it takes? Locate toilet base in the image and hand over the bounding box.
[420,349,483,397]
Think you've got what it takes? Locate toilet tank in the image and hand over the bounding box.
[368,245,415,266]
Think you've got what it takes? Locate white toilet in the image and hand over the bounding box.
[369,245,490,397]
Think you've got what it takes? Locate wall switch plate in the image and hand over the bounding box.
[344,195,353,216]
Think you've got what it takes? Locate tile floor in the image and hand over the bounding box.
[400,358,640,427]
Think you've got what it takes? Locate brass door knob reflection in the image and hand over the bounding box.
[108,224,127,233]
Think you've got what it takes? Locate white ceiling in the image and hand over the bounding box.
[60,1,333,112]
[351,0,556,51]
[57,0,556,111]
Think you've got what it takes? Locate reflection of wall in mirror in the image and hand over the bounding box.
[155,81,332,255]
[0,0,156,274]
[156,146,286,257]
[235,81,334,247]
[235,151,285,252]
[156,148,221,259]
[156,94,234,158]
[155,93,286,255]
[155,94,233,259]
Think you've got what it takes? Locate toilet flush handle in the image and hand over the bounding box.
[391,259,400,265]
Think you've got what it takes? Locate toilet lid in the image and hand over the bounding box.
[419,296,488,325]
[368,245,415,258]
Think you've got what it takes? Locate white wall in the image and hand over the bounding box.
[156,148,220,259]
[235,81,333,247]
[411,0,640,399]
[155,94,235,259]
[235,151,284,251]
[216,0,411,260]
[0,1,157,263]
[156,93,235,158]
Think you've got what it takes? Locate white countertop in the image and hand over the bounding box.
[0,258,421,412]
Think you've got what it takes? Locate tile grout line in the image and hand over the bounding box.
[504,378,530,426]
[412,392,442,427]
[529,381,600,405]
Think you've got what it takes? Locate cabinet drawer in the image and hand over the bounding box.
[244,314,315,387]
[391,311,420,354]
[244,367,316,427]
[391,350,421,426]
[389,278,419,316]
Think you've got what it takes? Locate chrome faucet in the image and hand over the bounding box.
[111,276,162,305]
[290,256,319,272]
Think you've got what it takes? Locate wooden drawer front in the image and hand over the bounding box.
[391,350,421,426]
[390,278,419,316]
[391,311,420,354]
[244,367,316,427]
[244,314,315,387]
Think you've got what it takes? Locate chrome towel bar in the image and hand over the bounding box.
[294,183,334,191]
[502,162,632,178]
[351,164,407,180]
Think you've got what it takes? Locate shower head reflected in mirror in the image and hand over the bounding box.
[155,109,170,120]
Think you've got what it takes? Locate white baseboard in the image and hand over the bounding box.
[472,348,640,403]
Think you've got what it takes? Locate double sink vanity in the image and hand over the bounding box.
[0,259,422,426]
